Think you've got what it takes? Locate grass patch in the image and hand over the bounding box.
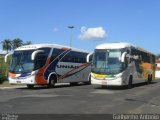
[0,81,11,87]
[0,80,23,87]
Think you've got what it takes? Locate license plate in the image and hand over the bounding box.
[102,81,107,85]
[17,81,21,83]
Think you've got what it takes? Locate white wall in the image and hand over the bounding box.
[156,71,160,78]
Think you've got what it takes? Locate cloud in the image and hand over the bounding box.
[53,27,59,32]
[78,26,107,40]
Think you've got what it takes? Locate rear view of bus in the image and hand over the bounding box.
[91,42,156,88]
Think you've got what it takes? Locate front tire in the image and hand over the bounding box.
[127,76,133,89]
[70,82,78,86]
[147,74,152,84]
[27,84,34,89]
[48,76,56,88]
[84,75,91,85]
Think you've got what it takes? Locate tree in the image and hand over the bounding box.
[1,39,12,53]
[23,41,32,45]
[12,38,23,50]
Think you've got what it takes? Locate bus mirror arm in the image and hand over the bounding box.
[31,50,44,61]
[121,52,127,63]
[86,52,93,63]
[4,52,13,63]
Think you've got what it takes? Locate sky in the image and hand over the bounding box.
[0,0,160,54]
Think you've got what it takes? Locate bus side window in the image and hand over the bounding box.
[51,48,64,61]
[123,49,130,69]
[34,53,47,70]
[61,51,88,63]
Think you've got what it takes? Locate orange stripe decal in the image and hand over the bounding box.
[9,72,16,78]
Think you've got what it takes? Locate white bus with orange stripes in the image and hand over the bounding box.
[5,44,92,88]
[91,42,156,88]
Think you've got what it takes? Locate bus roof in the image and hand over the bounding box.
[15,44,90,53]
[96,42,136,49]
[96,42,155,56]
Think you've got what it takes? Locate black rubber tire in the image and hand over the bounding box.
[70,82,78,86]
[127,76,133,89]
[84,75,91,85]
[27,84,34,89]
[48,77,56,88]
[147,75,152,85]
[101,85,107,89]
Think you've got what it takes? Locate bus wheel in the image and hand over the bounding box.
[70,82,78,86]
[127,76,133,89]
[147,74,152,84]
[27,84,34,89]
[88,75,91,85]
[84,75,91,85]
[48,76,56,88]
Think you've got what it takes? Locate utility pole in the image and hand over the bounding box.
[68,26,74,48]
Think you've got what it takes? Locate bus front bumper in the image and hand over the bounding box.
[91,76,125,86]
[9,76,36,85]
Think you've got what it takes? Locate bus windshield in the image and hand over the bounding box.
[92,49,123,75]
[9,50,35,74]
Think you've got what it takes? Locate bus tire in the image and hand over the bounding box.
[27,84,34,89]
[127,76,133,89]
[84,75,91,85]
[70,82,78,86]
[147,74,152,84]
[88,75,91,85]
[48,75,56,88]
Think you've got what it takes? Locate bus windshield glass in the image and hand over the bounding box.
[9,50,35,74]
[92,49,123,75]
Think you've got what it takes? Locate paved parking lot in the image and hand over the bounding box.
[0,79,160,115]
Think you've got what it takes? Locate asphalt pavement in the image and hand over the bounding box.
[0,79,160,120]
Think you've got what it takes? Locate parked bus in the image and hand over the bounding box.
[90,42,156,88]
[5,44,92,88]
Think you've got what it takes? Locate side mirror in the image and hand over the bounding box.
[121,52,127,62]
[4,52,13,63]
[31,50,44,61]
[86,52,93,63]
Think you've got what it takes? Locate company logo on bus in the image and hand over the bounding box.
[57,65,79,69]
[17,46,37,49]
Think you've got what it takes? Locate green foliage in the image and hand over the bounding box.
[12,38,23,50]
[23,41,32,45]
[1,38,32,52]
[0,55,11,84]
[1,39,12,53]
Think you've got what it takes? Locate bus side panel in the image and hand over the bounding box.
[56,62,90,83]
[43,49,71,82]
[140,63,153,80]
[35,58,51,85]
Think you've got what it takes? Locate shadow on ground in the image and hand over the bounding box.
[94,82,157,90]
[16,83,91,90]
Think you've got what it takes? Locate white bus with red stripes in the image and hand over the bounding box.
[5,44,92,88]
